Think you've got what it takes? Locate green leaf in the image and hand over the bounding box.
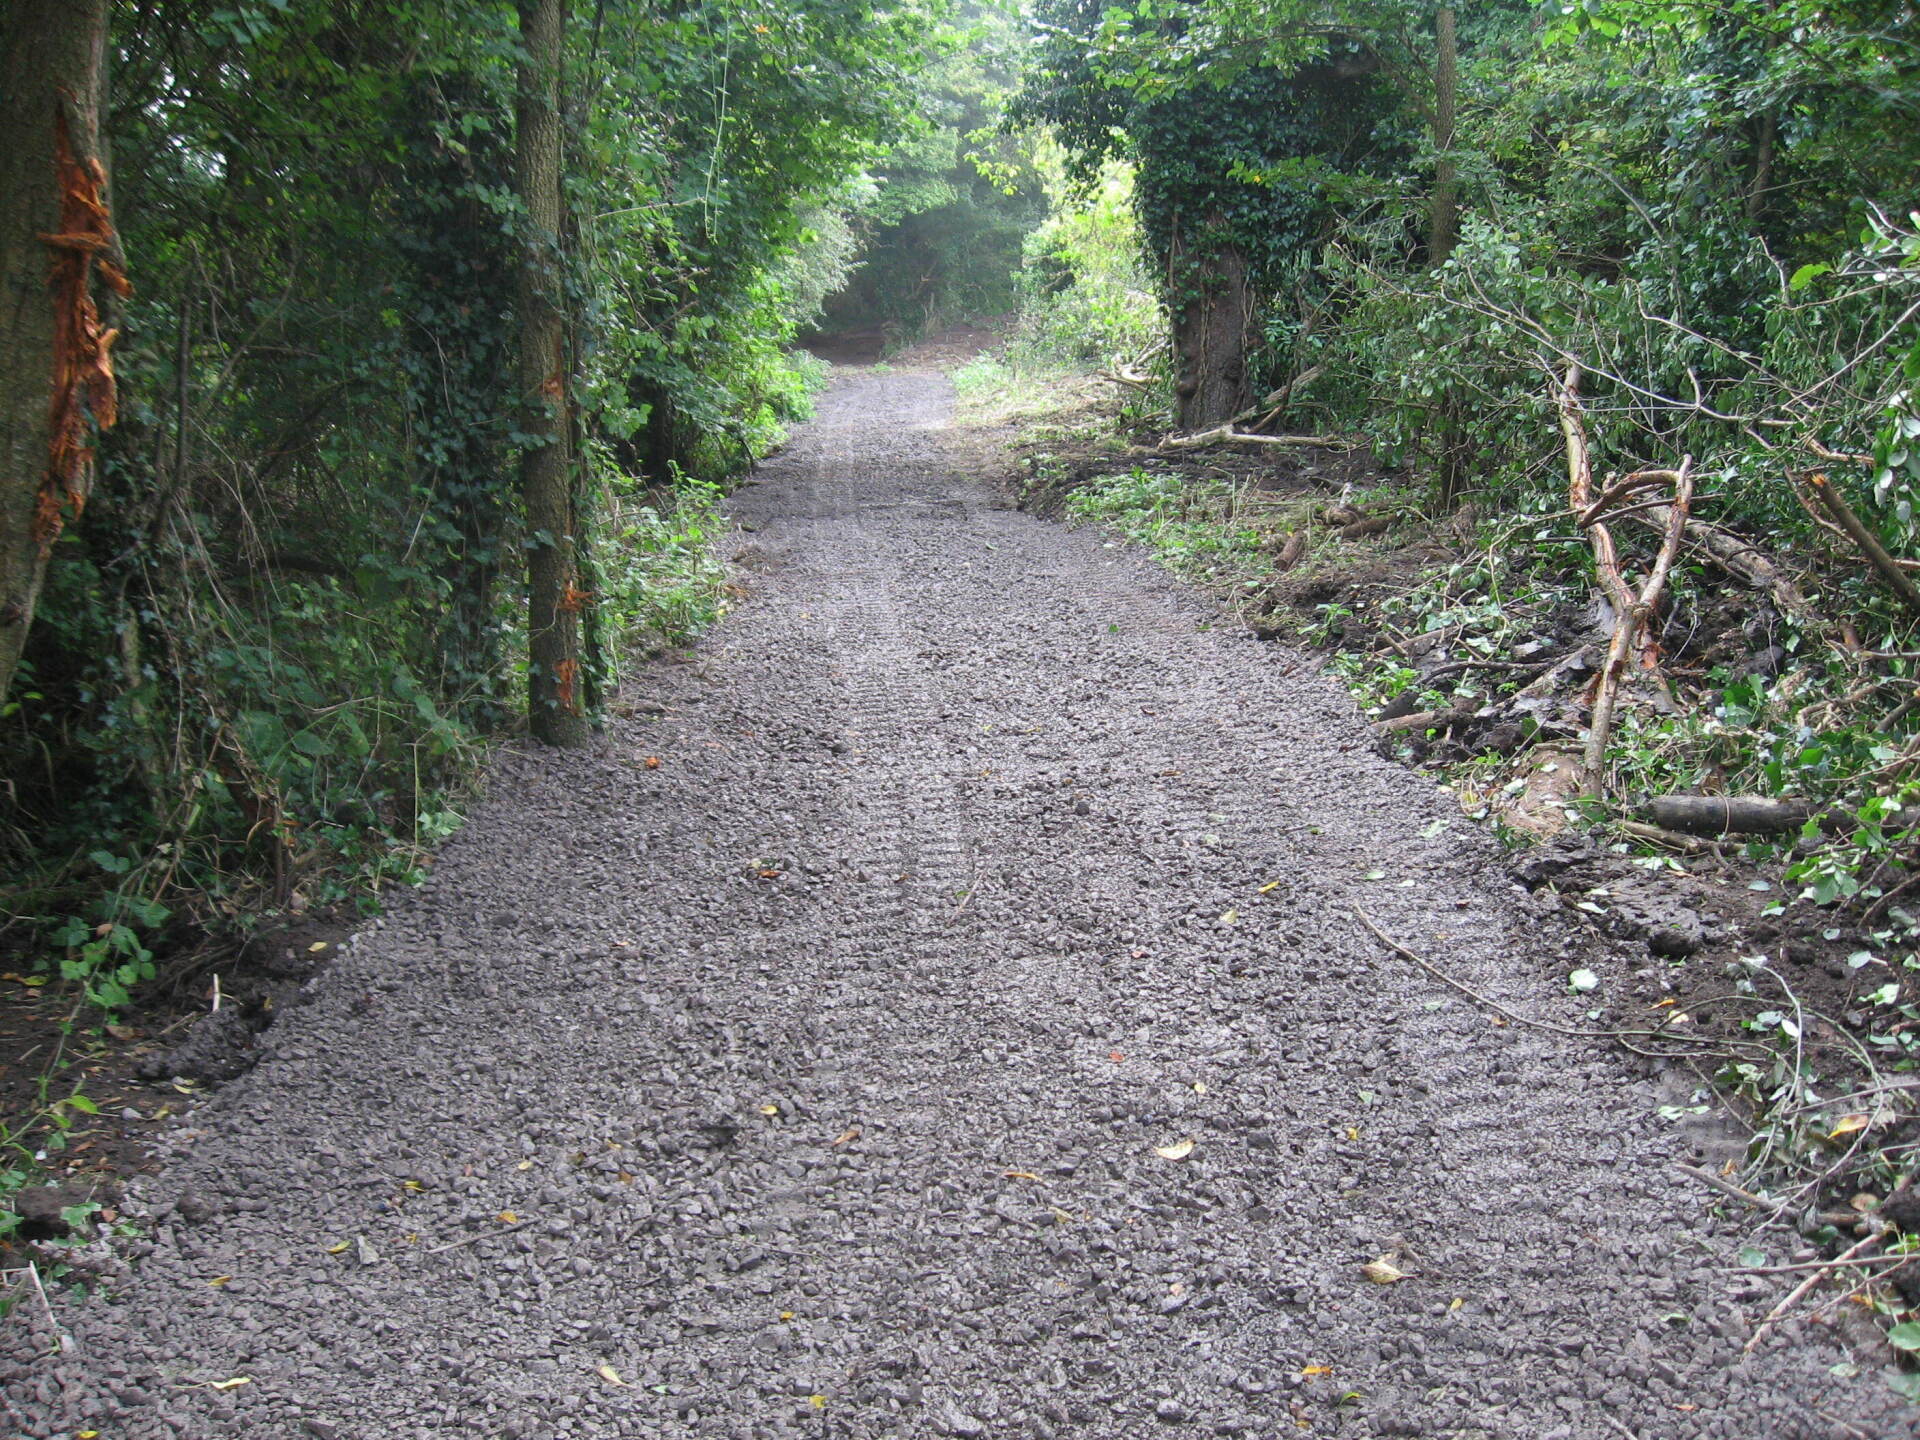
[1886,1321,1920,1352]
[1788,262,1832,291]
[290,729,335,758]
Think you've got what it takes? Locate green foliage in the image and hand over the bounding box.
[1011,157,1161,368]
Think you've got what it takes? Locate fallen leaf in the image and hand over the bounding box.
[104,1023,138,1041]
[1049,1206,1075,1224]
[2,972,48,987]
[1153,1139,1196,1160]
[1448,1297,1464,1312]
[1219,909,1239,924]
[830,1126,861,1147]
[1652,997,1677,1008]
[209,1377,251,1392]
[1345,1126,1360,1141]
[497,1210,519,1224]
[1109,1050,1125,1063]
[1258,880,1281,894]
[780,1310,795,1320]
[759,1103,780,1116]
[308,941,328,953]
[1300,1365,1332,1378]
[402,1179,424,1192]
[596,1363,628,1387]
[1003,1170,1040,1181]
[325,1241,350,1255]
[1193,1082,1207,1095]
[1567,969,1600,993]
[644,756,661,769]
[516,1158,534,1170]
[1361,1259,1408,1285]
[758,868,783,879]
[1828,1114,1870,1140]
[809,1395,827,1410]
[207,1275,231,1287]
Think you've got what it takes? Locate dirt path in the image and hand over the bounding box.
[7,369,1907,1438]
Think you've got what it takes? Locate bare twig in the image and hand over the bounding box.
[1672,1161,1783,1213]
[1744,1231,1883,1353]
[424,1220,532,1255]
[1352,907,1771,1059]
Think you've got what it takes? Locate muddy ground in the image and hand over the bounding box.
[3,364,1913,1438]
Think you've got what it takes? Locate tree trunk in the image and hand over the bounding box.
[1170,221,1250,432]
[1746,110,1776,227]
[1429,5,1459,265]
[514,0,587,747]
[0,0,117,709]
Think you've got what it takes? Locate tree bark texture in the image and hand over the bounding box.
[1170,221,1250,432]
[514,0,588,747]
[0,0,119,709]
[1430,6,1459,265]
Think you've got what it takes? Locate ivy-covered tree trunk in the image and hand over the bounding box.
[399,75,515,730]
[1171,224,1250,431]
[514,0,588,747]
[0,0,116,709]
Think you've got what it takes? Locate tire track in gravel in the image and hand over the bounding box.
[6,366,1910,1440]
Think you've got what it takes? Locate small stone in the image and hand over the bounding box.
[174,1192,219,1225]
[1155,1399,1188,1422]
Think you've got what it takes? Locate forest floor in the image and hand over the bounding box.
[4,358,1914,1438]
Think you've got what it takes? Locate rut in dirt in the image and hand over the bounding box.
[5,367,1906,1440]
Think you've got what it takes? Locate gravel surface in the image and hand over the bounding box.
[6,367,1914,1438]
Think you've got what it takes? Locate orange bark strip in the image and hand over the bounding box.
[553,658,580,714]
[36,95,128,552]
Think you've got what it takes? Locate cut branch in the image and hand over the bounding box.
[1643,795,1817,837]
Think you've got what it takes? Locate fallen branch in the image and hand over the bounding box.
[1554,367,1642,654]
[1643,795,1816,836]
[1583,453,1695,793]
[1233,363,1326,430]
[1803,472,1920,621]
[1618,820,1714,854]
[1377,707,1469,735]
[1157,425,1354,454]
[1743,1230,1882,1353]
[1623,506,1816,622]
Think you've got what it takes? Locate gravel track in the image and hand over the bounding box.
[6,367,1912,1439]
